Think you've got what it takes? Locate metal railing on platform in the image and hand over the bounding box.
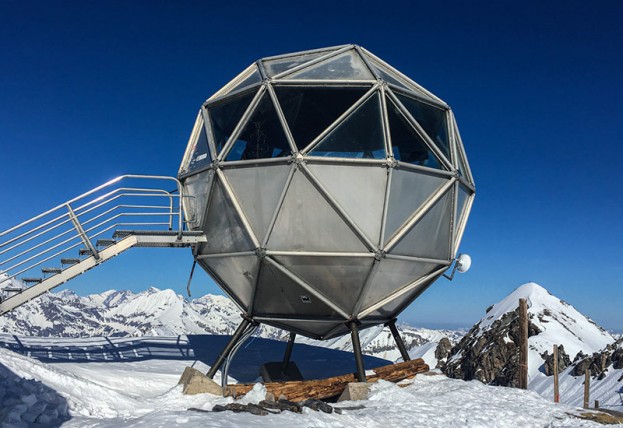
[0,174,193,302]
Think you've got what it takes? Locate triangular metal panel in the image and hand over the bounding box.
[222,164,292,244]
[456,184,470,233]
[274,86,369,151]
[182,169,214,231]
[309,93,386,159]
[384,169,448,243]
[394,93,451,162]
[363,272,440,319]
[203,177,255,254]
[263,51,330,78]
[306,163,387,245]
[208,89,258,157]
[273,255,374,315]
[359,258,438,314]
[202,255,259,311]
[267,169,368,252]
[391,189,453,260]
[263,319,340,339]
[253,259,340,318]
[386,97,443,170]
[224,92,292,161]
[284,50,375,81]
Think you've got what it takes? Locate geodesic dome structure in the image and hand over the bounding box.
[178,44,475,340]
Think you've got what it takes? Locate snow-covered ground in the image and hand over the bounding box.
[0,345,606,427]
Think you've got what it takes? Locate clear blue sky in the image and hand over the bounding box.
[1,1,621,331]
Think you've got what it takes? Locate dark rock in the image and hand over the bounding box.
[542,345,572,376]
[434,337,452,368]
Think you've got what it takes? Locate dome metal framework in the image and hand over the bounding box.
[178,44,475,342]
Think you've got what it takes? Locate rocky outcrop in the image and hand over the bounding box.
[441,307,541,386]
[434,337,452,368]
[571,338,623,379]
[541,345,571,376]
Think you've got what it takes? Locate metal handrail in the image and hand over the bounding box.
[0,175,187,288]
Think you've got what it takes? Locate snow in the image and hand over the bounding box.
[0,344,604,427]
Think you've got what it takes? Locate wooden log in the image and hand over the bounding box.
[584,369,590,409]
[553,345,560,403]
[225,358,429,402]
[518,298,528,389]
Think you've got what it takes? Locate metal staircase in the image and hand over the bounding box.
[0,175,206,316]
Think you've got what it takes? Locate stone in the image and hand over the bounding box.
[337,382,370,402]
[178,366,223,396]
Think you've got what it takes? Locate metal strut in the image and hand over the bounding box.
[281,332,296,372]
[387,319,410,362]
[348,321,366,382]
[206,316,252,379]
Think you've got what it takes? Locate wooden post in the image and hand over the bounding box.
[594,400,599,409]
[553,345,560,403]
[518,298,528,389]
[583,368,590,409]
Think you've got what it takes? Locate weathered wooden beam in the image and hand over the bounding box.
[518,298,528,389]
[225,358,429,401]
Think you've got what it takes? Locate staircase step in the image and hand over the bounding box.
[1,287,23,293]
[113,230,133,239]
[22,278,43,284]
[42,268,62,275]
[79,248,94,256]
[96,239,116,248]
[61,258,81,266]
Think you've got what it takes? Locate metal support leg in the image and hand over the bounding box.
[387,319,410,362]
[349,321,366,382]
[281,332,296,372]
[207,317,251,379]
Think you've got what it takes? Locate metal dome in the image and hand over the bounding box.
[178,44,475,340]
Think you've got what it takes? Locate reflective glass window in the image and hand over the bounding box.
[208,90,257,157]
[228,68,261,94]
[285,51,374,81]
[225,93,291,161]
[386,98,441,169]
[186,120,211,172]
[263,52,329,77]
[275,86,368,151]
[395,93,451,161]
[310,93,386,159]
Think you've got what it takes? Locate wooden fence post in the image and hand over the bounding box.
[518,298,528,389]
[583,369,590,409]
[553,345,560,403]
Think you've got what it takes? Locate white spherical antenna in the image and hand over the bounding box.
[456,253,472,273]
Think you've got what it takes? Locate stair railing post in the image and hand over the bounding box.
[66,203,100,261]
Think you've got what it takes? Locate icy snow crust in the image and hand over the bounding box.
[0,347,602,427]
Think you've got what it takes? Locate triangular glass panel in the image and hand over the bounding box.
[182,169,214,230]
[201,255,259,311]
[225,93,292,161]
[391,189,453,260]
[228,67,262,93]
[183,115,211,173]
[275,86,369,151]
[203,177,254,254]
[456,183,470,227]
[309,93,386,159]
[285,50,374,81]
[384,169,448,241]
[371,62,410,91]
[359,258,439,315]
[253,259,340,318]
[273,255,374,314]
[207,89,257,157]
[386,97,442,169]
[395,93,451,162]
[306,163,387,245]
[267,169,368,252]
[263,51,329,77]
[364,270,441,318]
[222,164,292,244]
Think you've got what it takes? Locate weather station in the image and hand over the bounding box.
[0,45,475,394]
